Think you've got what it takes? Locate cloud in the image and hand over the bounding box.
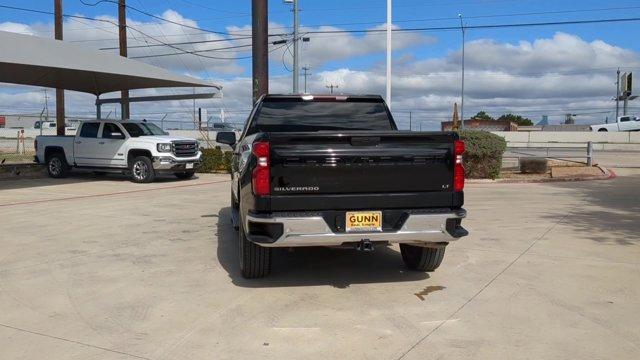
[226,22,435,69]
[0,18,638,129]
[308,33,640,127]
[293,23,436,67]
[0,10,247,76]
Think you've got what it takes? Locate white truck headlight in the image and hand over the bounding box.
[157,143,172,152]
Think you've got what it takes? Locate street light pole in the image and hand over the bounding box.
[292,0,300,93]
[302,66,311,93]
[459,14,465,130]
[615,68,620,122]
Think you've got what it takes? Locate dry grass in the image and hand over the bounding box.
[0,151,35,165]
[500,160,604,181]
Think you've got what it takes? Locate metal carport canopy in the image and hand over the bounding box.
[0,30,221,95]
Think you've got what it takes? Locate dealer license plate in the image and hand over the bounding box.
[346,211,382,232]
[185,163,194,169]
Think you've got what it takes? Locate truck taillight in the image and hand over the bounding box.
[252,141,270,196]
[454,140,465,192]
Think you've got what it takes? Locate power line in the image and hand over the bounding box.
[78,0,233,36]
[174,0,248,15]
[78,0,287,37]
[293,5,640,28]
[100,36,252,50]
[0,4,252,61]
[132,42,288,60]
[131,44,254,59]
[301,17,640,35]
[85,16,640,52]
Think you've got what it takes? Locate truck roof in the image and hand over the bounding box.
[262,94,385,101]
[78,119,154,123]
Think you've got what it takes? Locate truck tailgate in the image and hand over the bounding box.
[269,131,456,196]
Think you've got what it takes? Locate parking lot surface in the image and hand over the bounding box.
[1,170,639,359]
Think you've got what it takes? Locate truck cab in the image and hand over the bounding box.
[35,120,202,182]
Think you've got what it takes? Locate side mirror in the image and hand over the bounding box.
[216,131,237,146]
[111,132,125,139]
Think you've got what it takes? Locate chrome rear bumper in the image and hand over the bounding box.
[245,209,467,247]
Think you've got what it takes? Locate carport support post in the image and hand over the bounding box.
[252,0,268,104]
[54,0,65,136]
[96,96,101,119]
[118,0,130,120]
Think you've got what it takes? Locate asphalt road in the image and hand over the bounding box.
[0,171,639,359]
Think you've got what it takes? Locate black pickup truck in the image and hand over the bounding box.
[216,94,467,278]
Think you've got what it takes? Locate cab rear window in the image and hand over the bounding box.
[247,99,395,134]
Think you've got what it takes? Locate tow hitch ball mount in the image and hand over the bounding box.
[357,239,374,252]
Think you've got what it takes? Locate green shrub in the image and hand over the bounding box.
[459,130,507,179]
[198,147,232,173]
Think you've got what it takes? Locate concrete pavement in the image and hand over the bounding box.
[0,170,639,359]
[504,148,640,168]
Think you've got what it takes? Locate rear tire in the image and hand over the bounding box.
[400,244,445,272]
[238,221,271,278]
[46,152,69,178]
[174,170,196,180]
[130,156,155,183]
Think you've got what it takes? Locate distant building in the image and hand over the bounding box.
[540,124,590,132]
[537,115,549,126]
[1,115,41,128]
[441,118,518,131]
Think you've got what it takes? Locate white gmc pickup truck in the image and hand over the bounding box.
[590,116,640,132]
[35,120,202,183]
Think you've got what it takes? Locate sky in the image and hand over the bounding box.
[1,0,640,130]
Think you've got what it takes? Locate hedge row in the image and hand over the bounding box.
[458,130,507,179]
[197,148,232,173]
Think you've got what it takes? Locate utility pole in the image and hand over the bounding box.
[292,0,300,93]
[252,0,269,104]
[54,0,65,135]
[326,84,338,94]
[616,68,620,121]
[458,14,466,130]
[302,66,311,93]
[386,0,392,109]
[118,0,130,120]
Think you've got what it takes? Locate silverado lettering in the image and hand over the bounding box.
[274,186,320,192]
